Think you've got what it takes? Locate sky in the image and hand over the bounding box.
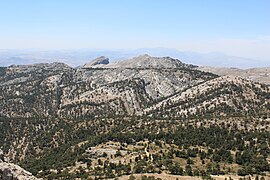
[0,0,270,60]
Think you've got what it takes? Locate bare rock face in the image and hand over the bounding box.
[0,150,39,180]
[83,56,109,68]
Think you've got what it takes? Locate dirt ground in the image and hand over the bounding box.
[114,173,270,180]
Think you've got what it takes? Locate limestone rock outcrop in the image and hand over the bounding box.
[0,150,39,180]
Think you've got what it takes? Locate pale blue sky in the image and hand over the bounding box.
[0,0,269,60]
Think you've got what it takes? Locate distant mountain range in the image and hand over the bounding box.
[0,48,268,68]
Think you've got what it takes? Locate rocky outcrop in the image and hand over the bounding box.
[0,163,39,180]
[0,150,39,180]
[83,56,109,68]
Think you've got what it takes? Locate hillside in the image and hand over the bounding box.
[145,76,270,118]
[0,55,270,179]
[0,55,218,118]
[1,55,269,119]
[198,66,270,85]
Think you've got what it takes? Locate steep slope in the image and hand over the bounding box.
[0,55,216,118]
[0,63,75,117]
[0,55,269,120]
[57,66,216,118]
[0,55,269,119]
[144,76,270,118]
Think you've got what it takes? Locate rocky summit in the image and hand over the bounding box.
[90,54,196,69]
[83,56,109,68]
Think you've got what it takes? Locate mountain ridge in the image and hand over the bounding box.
[198,66,270,85]
[0,55,268,119]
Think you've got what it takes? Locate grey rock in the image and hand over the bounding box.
[83,56,109,68]
[0,162,39,180]
[0,150,39,180]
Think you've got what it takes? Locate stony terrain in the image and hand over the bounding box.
[0,55,269,119]
[0,55,269,179]
[0,150,38,180]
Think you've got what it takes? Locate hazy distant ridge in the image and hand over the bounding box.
[0,48,268,68]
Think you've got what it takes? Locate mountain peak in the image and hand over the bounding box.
[83,56,109,68]
[137,54,151,58]
[106,54,193,69]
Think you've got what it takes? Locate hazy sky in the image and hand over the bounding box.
[0,0,270,60]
